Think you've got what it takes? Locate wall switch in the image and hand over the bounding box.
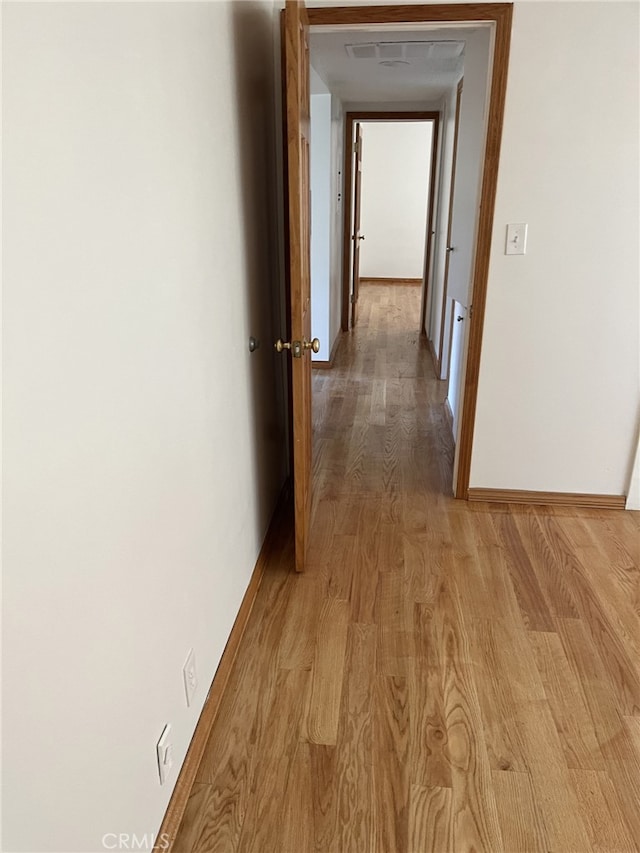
[156,724,173,786]
[183,648,197,707]
[505,223,527,255]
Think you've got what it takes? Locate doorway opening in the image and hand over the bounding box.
[304,6,512,501]
[341,113,439,334]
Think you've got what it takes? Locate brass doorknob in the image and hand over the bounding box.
[275,339,303,357]
[303,338,320,353]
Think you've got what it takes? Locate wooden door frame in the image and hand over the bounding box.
[341,111,440,334]
[349,122,364,328]
[308,3,513,500]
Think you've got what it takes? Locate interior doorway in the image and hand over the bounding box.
[301,4,513,500]
[342,114,439,334]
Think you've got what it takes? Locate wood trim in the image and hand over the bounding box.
[344,110,441,122]
[341,110,440,331]
[361,277,422,286]
[467,488,627,511]
[455,5,514,499]
[154,483,292,853]
[444,397,454,442]
[420,111,441,334]
[308,4,514,26]
[312,331,343,369]
[350,122,363,328]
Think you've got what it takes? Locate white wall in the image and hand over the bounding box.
[345,100,441,113]
[310,67,343,362]
[470,1,639,497]
[310,91,332,361]
[2,2,286,850]
[359,122,433,279]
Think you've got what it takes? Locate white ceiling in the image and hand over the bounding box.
[309,26,480,103]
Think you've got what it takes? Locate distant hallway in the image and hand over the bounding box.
[312,281,454,508]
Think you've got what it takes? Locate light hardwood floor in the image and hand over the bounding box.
[173,283,640,852]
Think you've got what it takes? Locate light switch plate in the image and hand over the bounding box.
[505,223,527,255]
[156,724,173,786]
[183,648,197,707]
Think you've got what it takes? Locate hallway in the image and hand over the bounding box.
[174,283,640,853]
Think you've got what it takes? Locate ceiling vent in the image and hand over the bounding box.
[345,41,465,62]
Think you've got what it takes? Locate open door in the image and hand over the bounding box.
[350,123,364,327]
[281,0,315,572]
[438,78,463,373]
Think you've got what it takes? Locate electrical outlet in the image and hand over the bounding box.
[156,724,173,786]
[183,648,197,707]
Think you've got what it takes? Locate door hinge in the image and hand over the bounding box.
[350,294,356,304]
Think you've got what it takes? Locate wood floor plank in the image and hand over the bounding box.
[410,661,452,789]
[280,741,314,853]
[349,539,379,625]
[333,623,376,852]
[538,515,640,715]
[309,743,340,851]
[307,597,350,745]
[438,584,504,852]
[408,784,453,853]
[444,661,504,853]
[236,668,310,853]
[324,533,356,600]
[469,618,545,773]
[529,629,605,770]
[558,617,639,763]
[372,675,410,853]
[473,531,525,626]
[623,714,640,752]
[171,784,212,853]
[516,511,581,618]
[277,575,323,670]
[602,755,640,846]
[517,699,593,852]
[493,513,555,631]
[569,768,638,852]
[560,516,640,661]
[491,771,549,853]
[375,571,413,676]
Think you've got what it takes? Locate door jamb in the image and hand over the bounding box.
[308,3,513,500]
[437,76,464,373]
[341,111,440,334]
[419,113,442,338]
